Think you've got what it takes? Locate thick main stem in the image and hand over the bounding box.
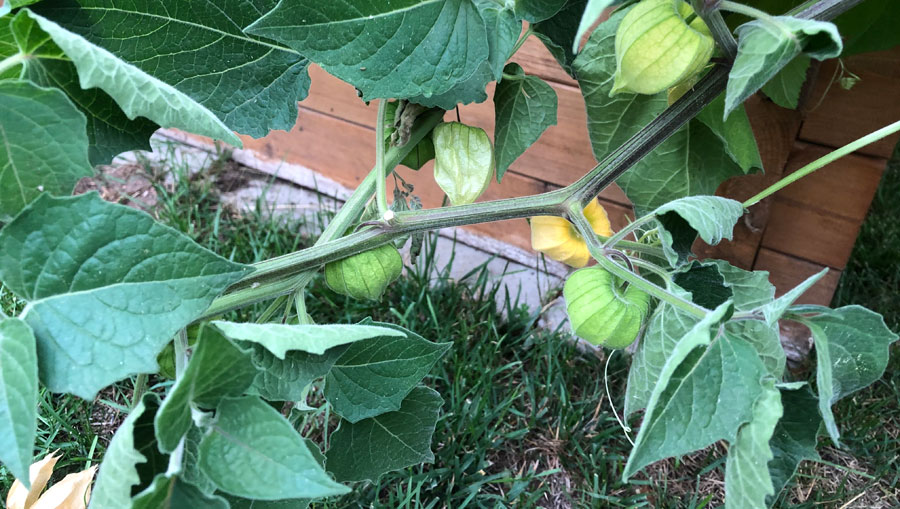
[203,0,860,318]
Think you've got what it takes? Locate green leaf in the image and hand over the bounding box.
[515,0,567,23]
[761,268,828,326]
[673,261,732,309]
[155,325,258,453]
[199,396,349,500]
[653,196,745,266]
[767,386,821,504]
[222,495,309,509]
[0,317,38,485]
[0,193,251,399]
[474,0,520,80]
[182,425,217,496]
[574,14,743,214]
[725,319,786,378]
[0,80,92,221]
[624,304,698,416]
[493,63,558,181]
[696,94,763,172]
[35,0,310,138]
[574,8,667,160]
[24,9,241,146]
[711,260,776,312]
[325,321,451,423]
[247,0,490,102]
[760,55,810,109]
[625,302,769,478]
[532,0,587,76]
[574,0,617,53]
[90,393,160,509]
[248,345,347,402]
[132,475,229,509]
[725,16,842,118]
[799,306,898,444]
[3,11,158,165]
[213,321,403,359]
[327,386,443,482]
[617,122,745,215]
[724,380,782,509]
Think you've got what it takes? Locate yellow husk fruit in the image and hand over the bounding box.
[611,0,714,96]
[564,266,651,349]
[530,199,613,268]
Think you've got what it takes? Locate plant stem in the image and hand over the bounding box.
[744,119,900,207]
[201,0,861,319]
[718,1,781,24]
[602,213,657,249]
[174,328,190,379]
[375,100,389,217]
[0,53,26,75]
[691,0,737,59]
[130,374,148,409]
[510,26,535,57]
[567,202,708,318]
[631,258,674,286]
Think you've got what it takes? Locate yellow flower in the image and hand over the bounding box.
[530,199,613,268]
[6,452,96,509]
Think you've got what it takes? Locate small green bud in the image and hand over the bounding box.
[325,244,403,301]
[611,0,714,96]
[563,266,651,349]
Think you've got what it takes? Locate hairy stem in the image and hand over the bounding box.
[692,0,738,59]
[568,202,708,318]
[744,119,900,207]
[375,100,388,217]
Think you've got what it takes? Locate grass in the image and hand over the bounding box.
[1,145,898,507]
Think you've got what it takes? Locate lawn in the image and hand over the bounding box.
[1,146,898,508]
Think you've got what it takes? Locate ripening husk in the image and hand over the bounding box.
[563,266,651,348]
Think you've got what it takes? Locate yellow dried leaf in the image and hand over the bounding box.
[6,452,60,509]
[30,465,96,509]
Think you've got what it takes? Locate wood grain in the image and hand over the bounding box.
[799,47,900,159]
[754,248,842,306]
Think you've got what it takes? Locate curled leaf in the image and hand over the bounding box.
[564,266,651,348]
[530,199,613,268]
[6,452,60,509]
[611,0,713,95]
[325,244,403,301]
[432,122,494,205]
[30,466,96,509]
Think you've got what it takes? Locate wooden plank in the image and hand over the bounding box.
[760,199,862,270]
[515,36,577,86]
[754,248,842,306]
[799,47,900,158]
[695,96,804,269]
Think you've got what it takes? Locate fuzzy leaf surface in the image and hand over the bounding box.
[213,321,403,359]
[247,0,489,102]
[34,0,310,138]
[199,396,348,500]
[0,193,250,398]
[155,325,257,453]
[24,10,241,145]
[0,80,91,221]
[801,306,898,444]
[0,317,38,484]
[1,11,158,165]
[327,386,443,482]
[493,63,557,181]
[325,321,450,423]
